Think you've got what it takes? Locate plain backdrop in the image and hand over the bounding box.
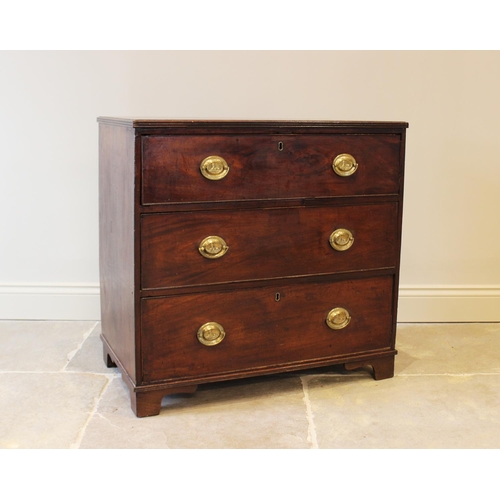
[1,50,499,321]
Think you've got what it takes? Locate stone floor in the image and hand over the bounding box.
[1,321,500,449]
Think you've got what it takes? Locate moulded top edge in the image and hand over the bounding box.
[97,117,409,129]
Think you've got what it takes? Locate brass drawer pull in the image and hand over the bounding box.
[197,322,226,346]
[326,307,351,330]
[200,155,230,180]
[198,235,228,259]
[333,153,358,177]
[329,228,354,251]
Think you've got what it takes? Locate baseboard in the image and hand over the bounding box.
[0,283,100,320]
[1,283,499,322]
[398,286,500,323]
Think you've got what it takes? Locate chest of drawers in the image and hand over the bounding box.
[98,118,408,417]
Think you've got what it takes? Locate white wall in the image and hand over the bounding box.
[1,51,499,321]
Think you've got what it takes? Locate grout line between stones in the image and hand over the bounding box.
[70,374,114,449]
[0,370,121,375]
[307,371,500,378]
[300,376,318,449]
[61,321,99,372]
[396,372,500,377]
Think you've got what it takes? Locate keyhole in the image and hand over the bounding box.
[278,141,284,151]
[275,292,281,302]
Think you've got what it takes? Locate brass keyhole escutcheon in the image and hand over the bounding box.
[197,322,226,346]
[326,307,351,330]
[329,228,354,251]
[198,236,228,259]
[278,141,284,151]
[200,155,230,180]
[332,153,358,177]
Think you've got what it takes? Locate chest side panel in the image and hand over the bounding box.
[99,124,137,381]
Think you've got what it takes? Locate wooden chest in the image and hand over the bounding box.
[98,118,408,417]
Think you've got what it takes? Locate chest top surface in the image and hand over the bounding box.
[97,117,409,132]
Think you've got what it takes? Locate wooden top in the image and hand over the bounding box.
[97,117,409,133]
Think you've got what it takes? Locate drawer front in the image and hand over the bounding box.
[141,276,394,383]
[141,203,398,290]
[141,134,402,204]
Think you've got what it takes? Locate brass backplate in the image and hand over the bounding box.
[200,155,229,180]
[197,322,226,346]
[198,235,228,259]
[326,307,351,330]
[332,153,358,177]
[329,228,354,251]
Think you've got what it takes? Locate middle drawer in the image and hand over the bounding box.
[141,203,398,290]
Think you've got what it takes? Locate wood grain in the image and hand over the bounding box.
[98,118,407,417]
[99,124,137,380]
[141,275,394,383]
[141,134,402,204]
[141,203,399,290]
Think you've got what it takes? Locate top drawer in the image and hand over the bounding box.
[141,134,402,205]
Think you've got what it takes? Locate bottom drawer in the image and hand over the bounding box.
[141,275,395,383]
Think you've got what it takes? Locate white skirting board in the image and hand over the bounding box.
[0,284,101,321]
[397,286,500,323]
[0,284,500,322]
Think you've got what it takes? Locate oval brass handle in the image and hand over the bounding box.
[329,228,354,251]
[326,307,351,330]
[332,153,358,177]
[198,235,228,259]
[197,322,226,346]
[200,155,229,180]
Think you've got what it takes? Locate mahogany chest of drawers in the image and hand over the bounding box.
[98,118,408,417]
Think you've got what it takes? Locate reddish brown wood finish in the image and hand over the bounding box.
[141,276,394,383]
[141,134,401,205]
[98,118,408,417]
[98,124,137,381]
[130,386,198,418]
[141,203,398,290]
[345,356,395,380]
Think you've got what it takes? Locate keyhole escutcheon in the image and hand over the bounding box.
[278,141,284,151]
